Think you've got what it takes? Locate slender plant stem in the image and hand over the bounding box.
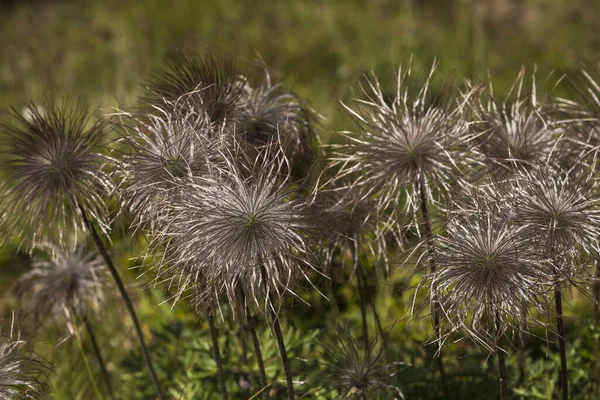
[208,312,228,400]
[66,306,102,400]
[356,260,387,348]
[74,326,103,399]
[495,313,509,400]
[234,317,252,394]
[81,313,115,400]
[257,263,293,399]
[245,305,268,398]
[372,260,389,347]
[593,258,600,324]
[269,304,295,400]
[554,282,569,400]
[326,259,342,321]
[78,204,164,400]
[354,261,370,348]
[496,342,509,400]
[518,318,526,384]
[372,299,386,344]
[418,179,450,398]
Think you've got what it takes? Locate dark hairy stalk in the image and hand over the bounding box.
[234,317,252,395]
[71,316,103,399]
[257,262,294,400]
[81,313,115,400]
[495,313,509,400]
[78,204,164,400]
[326,261,342,321]
[207,313,228,400]
[356,261,387,348]
[245,305,268,398]
[518,320,526,384]
[269,303,295,400]
[418,179,450,398]
[554,282,569,400]
[594,258,600,324]
[354,261,370,348]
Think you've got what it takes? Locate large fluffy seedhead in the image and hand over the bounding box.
[13,245,107,326]
[142,50,246,123]
[510,165,600,260]
[431,209,549,349]
[331,61,475,223]
[152,144,319,313]
[310,327,405,399]
[116,97,222,229]
[0,98,113,251]
[469,68,566,176]
[0,318,50,399]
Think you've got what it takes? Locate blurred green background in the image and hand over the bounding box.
[1,0,600,399]
[2,0,599,133]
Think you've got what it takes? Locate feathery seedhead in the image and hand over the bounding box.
[316,184,402,274]
[0,318,50,399]
[332,61,474,222]
[558,66,600,165]
[469,68,566,176]
[0,98,113,251]
[116,97,222,229]
[151,143,319,313]
[238,68,316,160]
[142,50,246,123]
[14,245,107,325]
[310,327,405,399]
[510,165,600,260]
[431,208,549,349]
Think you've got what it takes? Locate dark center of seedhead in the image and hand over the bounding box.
[245,116,274,146]
[165,155,186,177]
[242,211,259,232]
[39,151,82,189]
[477,253,497,270]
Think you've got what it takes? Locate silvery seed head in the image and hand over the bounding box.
[558,66,600,163]
[151,143,319,313]
[13,245,107,326]
[316,184,403,274]
[142,50,246,123]
[237,67,317,167]
[0,318,50,399]
[0,98,113,251]
[310,327,405,399]
[331,61,475,224]
[430,208,549,349]
[510,165,600,262]
[469,68,566,176]
[116,97,222,230]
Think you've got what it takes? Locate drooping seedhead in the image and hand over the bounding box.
[332,61,475,225]
[13,245,107,327]
[431,207,549,349]
[0,98,113,251]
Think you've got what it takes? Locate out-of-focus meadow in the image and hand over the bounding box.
[2,0,599,130]
[1,1,600,399]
